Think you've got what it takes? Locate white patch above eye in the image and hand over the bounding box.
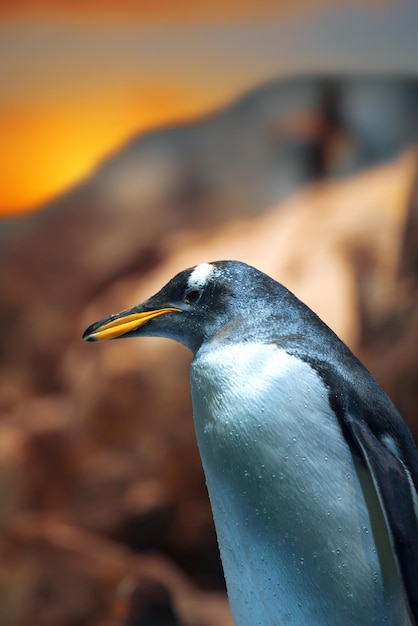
[188,263,214,290]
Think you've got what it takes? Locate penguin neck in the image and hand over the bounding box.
[196,302,303,356]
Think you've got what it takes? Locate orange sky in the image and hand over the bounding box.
[0,0,414,216]
[1,16,254,216]
[2,83,220,215]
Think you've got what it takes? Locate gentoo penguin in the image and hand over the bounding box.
[83,260,418,626]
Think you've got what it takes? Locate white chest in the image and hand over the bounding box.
[190,343,410,626]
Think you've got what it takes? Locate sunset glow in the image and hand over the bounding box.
[1,0,415,216]
[1,87,216,215]
[2,0,307,217]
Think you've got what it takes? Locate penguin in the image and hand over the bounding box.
[83,260,418,626]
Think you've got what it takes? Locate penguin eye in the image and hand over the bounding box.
[184,289,202,305]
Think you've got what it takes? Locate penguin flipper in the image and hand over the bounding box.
[346,414,418,624]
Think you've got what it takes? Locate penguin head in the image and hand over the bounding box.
[83,261,278,353]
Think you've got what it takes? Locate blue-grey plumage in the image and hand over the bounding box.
[83,260,418,625]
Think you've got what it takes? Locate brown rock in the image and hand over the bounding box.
[6,515,232,626]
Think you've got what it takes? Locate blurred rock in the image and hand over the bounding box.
[5,515,232,626]
[355,156,418,432]
[0,425,26,526]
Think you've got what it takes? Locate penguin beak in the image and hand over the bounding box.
[83,307,181,342]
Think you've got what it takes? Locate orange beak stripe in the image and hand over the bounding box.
[85,308,181,341]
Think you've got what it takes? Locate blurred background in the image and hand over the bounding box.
[1,1,418,624]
